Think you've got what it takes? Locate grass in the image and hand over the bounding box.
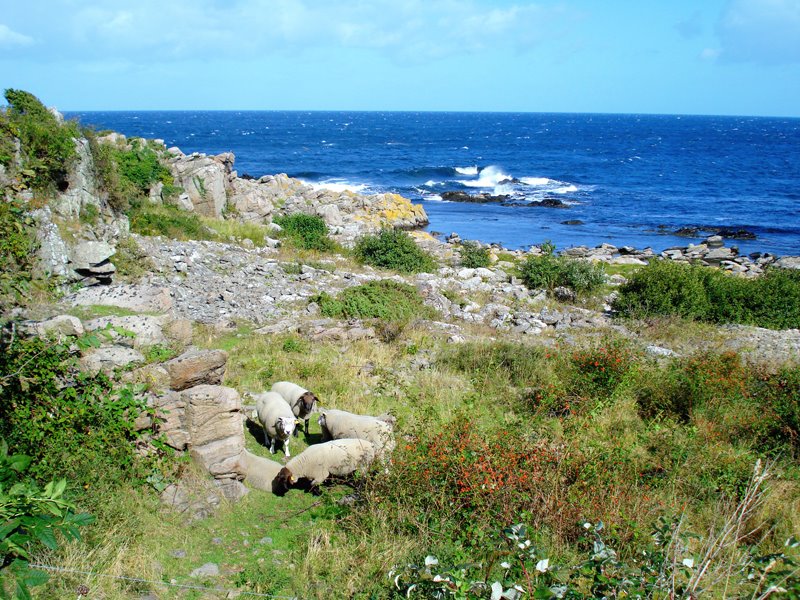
[22,322,800,598]
[313,279,436,324]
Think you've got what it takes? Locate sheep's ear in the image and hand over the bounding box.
[290,475,297,484]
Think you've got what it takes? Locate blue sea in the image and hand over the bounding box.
[66,111,800,256]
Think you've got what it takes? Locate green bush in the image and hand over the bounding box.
[519,244,605,295]
[88,134,174,213]
[353,229,437,273]
[0,197,37,312]
[0,441,94,599]
[0,335,146,487]
[459,241,491,269]
[313,279,434,323]
[3,89,79,193]
[273,213,335,252]
[614,260,800,329]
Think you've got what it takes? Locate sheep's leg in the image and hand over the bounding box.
[283,437,290,457]
[304,418,310,435]
[265,429,275,454]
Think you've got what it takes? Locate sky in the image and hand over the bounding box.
[1,0,799,116]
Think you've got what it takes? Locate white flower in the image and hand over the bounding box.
[682,558,694,569]
[583,522,592,530]
[500,561,511,569]
[424,555,439,567]
[535,558,550,573]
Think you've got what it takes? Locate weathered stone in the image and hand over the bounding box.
[705,235,724,248]
[183,385,244,478]
[228,177,274,222]
[24,315,84,338]
[169,153,231,218]
[190,563,220,578]
[80,346,145,375]
[68,284,173,313]
[553,286,576,302]
[71,241,116,269]
[31,207,71,278]
[165,319,193,344]
[775,256,800,270]
[84,315,167,348]
[166,349,228,391]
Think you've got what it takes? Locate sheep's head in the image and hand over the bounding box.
[276,417,295,439]
[272,467,296,496]
[297,391,318,415]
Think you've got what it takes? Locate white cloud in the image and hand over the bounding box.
[0,23,34,47]
[7,1,577,63]
[716,0,800,64]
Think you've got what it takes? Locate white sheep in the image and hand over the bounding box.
[317,409,396,460]
[272,438,376,496]
[270,381,319,436]
[254,391,296,456]
[239,450,283,492]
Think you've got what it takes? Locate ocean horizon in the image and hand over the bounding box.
[67,110,800,257]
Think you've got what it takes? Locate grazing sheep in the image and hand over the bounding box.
[270,381,319,436]
[272,438,376,496]
[239,450,283,492]
[254,391,296,456]
[317,409,396,460]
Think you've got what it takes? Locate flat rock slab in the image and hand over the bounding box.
[166,349,228,391]
[80,345,144,375]
[84,315,167,348]
[68,284,173,314]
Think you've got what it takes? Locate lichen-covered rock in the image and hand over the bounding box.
[79,345,145,375]
[169,152,232,218]
[228,177,274,222]
[83,315,167,348]
[68,284,174,313]
[165,349,227,391]
[183,385,245,479]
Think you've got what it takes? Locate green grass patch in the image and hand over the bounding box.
[353,229,437,273]
[273,213,336,252]
[614,259,800,329]
[202,217,273,247]
[129,202,215,241]
[313,279,436,323]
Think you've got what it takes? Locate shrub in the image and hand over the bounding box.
[313,279,435,323]
[0,197,37,312]
[0,441,94,599]
[459,241,491,269]
[519,244,605,296]
[0,334,146,486]
[567,338,636,400]
[273,213,335,252]
[88,134,174,213]
[353,229,437,273]
[372,419,572,541]
[3,89,79,192]
[614,260,800,329]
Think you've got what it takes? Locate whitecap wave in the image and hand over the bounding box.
[455,165,478,176]
[460,165,513,188]
[302,180,368,194]
[519,176,555,186]
[424,179,445,187]
[552,185,578,194]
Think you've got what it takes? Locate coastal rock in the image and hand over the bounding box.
[83,315,167,348]
[79,345,145,375]
[228,177,274,223]
[183,385,245,479]
[165,349,228,391]
[68,284,174,314]
[440,191,508,203]
[21,314,84,338]
[169,152,232,218]
[52,137,102,220]
[775,256,800,270]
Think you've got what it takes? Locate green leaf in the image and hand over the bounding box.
[68,512,94,527]
[6,456,31,474]
[33,527,57,550]
[51,479,66,499]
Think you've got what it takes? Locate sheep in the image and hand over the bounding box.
[253,391,296,457]
[270,381,319,436]
[239,450,283,492]
[272,438,376,496]
[317,409,396,460]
